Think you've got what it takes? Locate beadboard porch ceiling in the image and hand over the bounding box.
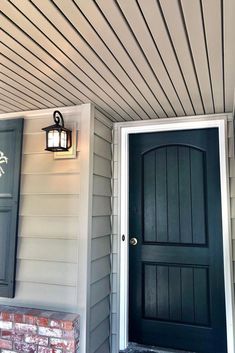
[1,0,235,122]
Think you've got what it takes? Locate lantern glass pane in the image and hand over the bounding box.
[48,130,60,148]
[61,131,67,148]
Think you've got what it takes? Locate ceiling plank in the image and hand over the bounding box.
[1,59,69,107]
[31,0,151,120]
[78,0,173,117]
[201,0,224,113]
[0,87,36,110]
[0,69,55,108]
[224,0,235,111]
[0,91,34,111]
[1,30,83,105]
[180,0,214,114]
[137,0,194,116]
[2,0,125,121]
[0,81,46,109]
[53,0,159,118]
[159,0,204,115]
[116,0,186,117]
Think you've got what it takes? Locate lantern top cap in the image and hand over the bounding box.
[42,110,70,132]
[53,110,64,127]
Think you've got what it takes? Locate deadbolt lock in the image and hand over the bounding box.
[130,237,138,246]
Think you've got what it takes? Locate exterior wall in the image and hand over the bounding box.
[88,109,112,353]
[111,116,235,352]
[0,106,83,312]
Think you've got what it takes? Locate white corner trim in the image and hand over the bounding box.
[76,103,94,353]
[117,115,235,353]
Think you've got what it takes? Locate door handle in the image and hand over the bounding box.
[130,237,138,246]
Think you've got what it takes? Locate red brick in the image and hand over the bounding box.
[1,312,12,321]
[63,330,74,339]
[61,321,73,330]
[14,323,37,334]
[38,326,62,338]
[12,333,24,344]
[1,330,12,339]
[39,347,62,353]
[37,317,49,327]
[49,320,61,328]
[0,338,13,349]
[25,334,49,346]
[50,338,75,350]
[14,314,24,323]
[14,342,37,353]
[24,315,36,325]
[0,321,13,329]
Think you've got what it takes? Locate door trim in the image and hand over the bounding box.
[115,114,235,353]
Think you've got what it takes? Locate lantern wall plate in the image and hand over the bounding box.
[54,122,77,159]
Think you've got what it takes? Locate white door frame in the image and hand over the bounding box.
[116,114,235,353]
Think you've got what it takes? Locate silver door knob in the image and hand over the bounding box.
[130,237,138,246]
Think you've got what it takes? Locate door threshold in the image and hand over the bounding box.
[120,342,196,353]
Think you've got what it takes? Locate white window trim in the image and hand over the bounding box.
[115,114,235,353]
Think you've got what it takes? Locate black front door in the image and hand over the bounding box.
[129,128,227,353]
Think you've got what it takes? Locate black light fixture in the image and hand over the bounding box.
[42,111,72,152]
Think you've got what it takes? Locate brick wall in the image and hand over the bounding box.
[0,305,79,353]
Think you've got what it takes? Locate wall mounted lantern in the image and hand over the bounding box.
[42,111,72,152]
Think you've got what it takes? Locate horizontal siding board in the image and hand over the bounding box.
[92,216,111,238]
[91,256,111,284]
[16,259,77,286]
[17,238,78,263]
[93,175,111,197]
[90,318,110,353]
[94,135,112,160]
[90,297,110,331]
[19,195,79,216]
[91,276,110,307]
[91,236,111,261]
[21,174,80,194]
[94,339,110,353]
[19,215,79,238]
[92,196,111,216]
[0,282,77,311]
[94,155,112,178]
[22,153,80,175]
[94,118,112,143]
